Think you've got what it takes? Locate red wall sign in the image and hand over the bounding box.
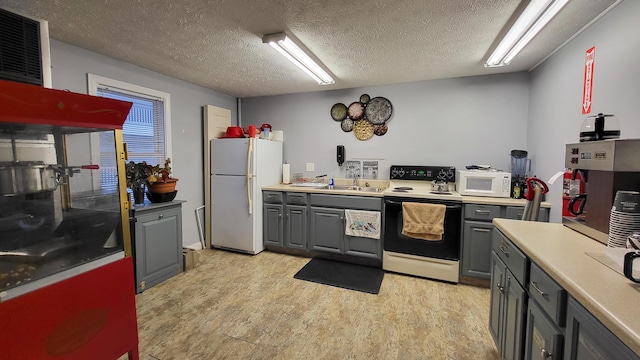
[582,46,596,114]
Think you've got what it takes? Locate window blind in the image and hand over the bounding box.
[97,87,166,191]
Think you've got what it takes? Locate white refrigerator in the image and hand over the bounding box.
[210,138,283,254]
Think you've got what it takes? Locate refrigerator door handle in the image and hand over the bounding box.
[247,138,254,215]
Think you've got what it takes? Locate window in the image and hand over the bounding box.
[88,74,171,191]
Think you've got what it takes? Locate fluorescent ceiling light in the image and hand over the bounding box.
[263,33,335,85]
[485,0,570,67]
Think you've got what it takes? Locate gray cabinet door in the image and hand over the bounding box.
[564,297,639,360]
[489,251,507,347]
[309,207,344,254]
[525,299,563,360]
[263,204,283,247]
[503,269,527,360]
[285,205,307,250]
[462,220,494,279]
[134,206,182,293]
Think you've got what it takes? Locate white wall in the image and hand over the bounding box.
[50,39,238,248]
[528,0,640,223]
[242,72,530,180]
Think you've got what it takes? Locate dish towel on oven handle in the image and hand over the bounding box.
[401,202,445,241]
[344,209,381,239]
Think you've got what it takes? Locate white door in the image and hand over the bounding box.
[211,174,254,253]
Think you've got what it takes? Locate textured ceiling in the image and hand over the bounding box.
[0,0,620,98]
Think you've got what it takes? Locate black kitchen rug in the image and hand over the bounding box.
[293,258,384,294]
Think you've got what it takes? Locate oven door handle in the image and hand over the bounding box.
[384,199,461,210]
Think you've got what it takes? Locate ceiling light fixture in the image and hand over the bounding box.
[263,32,335,85]
[485,0,570,67]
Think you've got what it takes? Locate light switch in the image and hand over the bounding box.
[306,163,315,171]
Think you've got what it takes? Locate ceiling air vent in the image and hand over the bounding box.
[0,8,52,87]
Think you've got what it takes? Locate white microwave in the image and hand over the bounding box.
[456,170,511,198]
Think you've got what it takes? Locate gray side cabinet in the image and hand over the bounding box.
[132,202,183,293]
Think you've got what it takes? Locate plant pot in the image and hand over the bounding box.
[148,178,178,193]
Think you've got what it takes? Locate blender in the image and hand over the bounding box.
[510,150,530,199]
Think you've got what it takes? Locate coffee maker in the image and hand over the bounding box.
[564,139,640,244]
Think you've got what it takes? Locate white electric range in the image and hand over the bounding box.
[383,165,463,283]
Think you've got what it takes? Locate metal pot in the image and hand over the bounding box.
[0,163,58,196]
[431,180,449,193]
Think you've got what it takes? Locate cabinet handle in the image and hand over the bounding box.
[473,228,491,233]
[158,214,164,219]
[499,245,509,256]
[496,282,504,293]
[268,195,275,200]
[475,209,490,214]
[541,348,552,359]
[530,281,547,297]
[279,213,282,218]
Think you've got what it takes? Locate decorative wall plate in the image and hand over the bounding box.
[373,124,388,136]
[360,94,370,104]
[365,97,393,125]
[353,119,374,140]
[347,102,365,120]
[341,118,354,132]
[331,103,348,121]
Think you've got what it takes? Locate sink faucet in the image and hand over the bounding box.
[352,172,359,187]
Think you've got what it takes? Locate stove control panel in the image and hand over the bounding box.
[390,165,456,181]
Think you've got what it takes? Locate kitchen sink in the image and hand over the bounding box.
[328,185,386,193]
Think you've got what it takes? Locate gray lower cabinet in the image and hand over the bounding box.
[490,231,528,360]
[309,207,344,254]
[285,205,307,250]
[463,221,494,279]
[525,300,563,360]
[132,202,183,293]
[492,228,640,360]
[263,204,283,246]
[564,297,639,360]
[263,191,382,260]
[462,204,549,280]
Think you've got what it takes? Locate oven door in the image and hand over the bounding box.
[383,197,462,261]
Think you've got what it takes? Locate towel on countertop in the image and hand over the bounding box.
[344,209,381,239]
[401,202,446,241]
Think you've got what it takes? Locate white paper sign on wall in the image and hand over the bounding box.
[582,46,596,115]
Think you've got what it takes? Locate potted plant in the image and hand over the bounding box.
[125,161,152,204]
[147,158,179,194]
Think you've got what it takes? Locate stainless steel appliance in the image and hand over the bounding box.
[384,165,462,283]
[0,79,133,300]
[210,138,283,254]
[564,139,640,244]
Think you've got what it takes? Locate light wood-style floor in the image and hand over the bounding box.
[132,249,500,360]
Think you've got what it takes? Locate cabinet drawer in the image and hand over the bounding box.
[263,191,283,203]
[310,194,381,211]
[492,229,528,286]
[286,192,308,205]
[529,262,566,327]
[465,204,501,221]
[505,206,549,222]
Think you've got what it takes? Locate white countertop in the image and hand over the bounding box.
[493,219,640,356]
[263,179,551,207]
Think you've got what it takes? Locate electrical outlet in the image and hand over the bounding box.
[306,162,315,172]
